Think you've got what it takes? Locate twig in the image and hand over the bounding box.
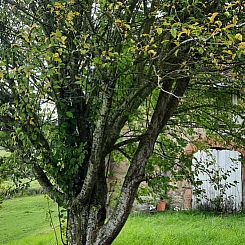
[153,65,180,99]
[58,204,67,245]
[47,199,59,245]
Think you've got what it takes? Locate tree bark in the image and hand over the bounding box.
[67,205,89,245]
[67,200,107,245]
[67,162,108,245]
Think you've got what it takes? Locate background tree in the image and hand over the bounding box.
[0,1,244,244]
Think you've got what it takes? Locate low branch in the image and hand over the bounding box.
[33,165,67,207]
[116,148,132,160]
[103,81,155,155]
[113,135,142,150]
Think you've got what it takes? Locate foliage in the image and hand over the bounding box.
[0,179,43,201]
[0,0,244,244]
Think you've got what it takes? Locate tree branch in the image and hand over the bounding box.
[103,80,156,155]
[4,0,51,27]
[113,135,143,150]
[33,164,67,207]
[95,77,189,244]
[73,82,115,206]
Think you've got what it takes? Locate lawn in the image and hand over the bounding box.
[1,195,245,245]
[114,212,245,245]
[0,195,59,245]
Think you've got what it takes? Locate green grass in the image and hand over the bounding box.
[114,212,245,245]
[0,195,59,245]
[1,196,245,245]
[6,233,61,245]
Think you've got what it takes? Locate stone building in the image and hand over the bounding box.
[107,138,245,212]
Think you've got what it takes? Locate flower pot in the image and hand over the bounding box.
[156,200,166,212]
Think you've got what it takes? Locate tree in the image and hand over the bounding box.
[0,1,244,244]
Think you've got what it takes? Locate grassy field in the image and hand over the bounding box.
[1,195,245,245]
[0,195,59,245]
[114,212,245,245]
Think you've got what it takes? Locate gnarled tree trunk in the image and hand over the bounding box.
[67,204,107,245]
[65,78,189,245]
[67,163,108,245]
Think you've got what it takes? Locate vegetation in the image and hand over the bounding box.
[0,178,42,205]
[0,1,244,244]
[6,233,61,245]
[115,212,245,245]
[0,195,59,244]
[2,196,245,245]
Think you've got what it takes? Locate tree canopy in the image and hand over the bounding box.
[0,1,244,244]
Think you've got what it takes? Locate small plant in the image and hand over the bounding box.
[192,149,241,213]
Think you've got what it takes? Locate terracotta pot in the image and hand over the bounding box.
[156,200,166,212]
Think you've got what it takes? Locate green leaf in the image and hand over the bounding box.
[209,12,218,23]
[156,28,163,35]
[66,111,73,118]
[171,28,177,38]
[198,47,204,54]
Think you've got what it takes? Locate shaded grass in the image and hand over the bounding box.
[0,195,59,244]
